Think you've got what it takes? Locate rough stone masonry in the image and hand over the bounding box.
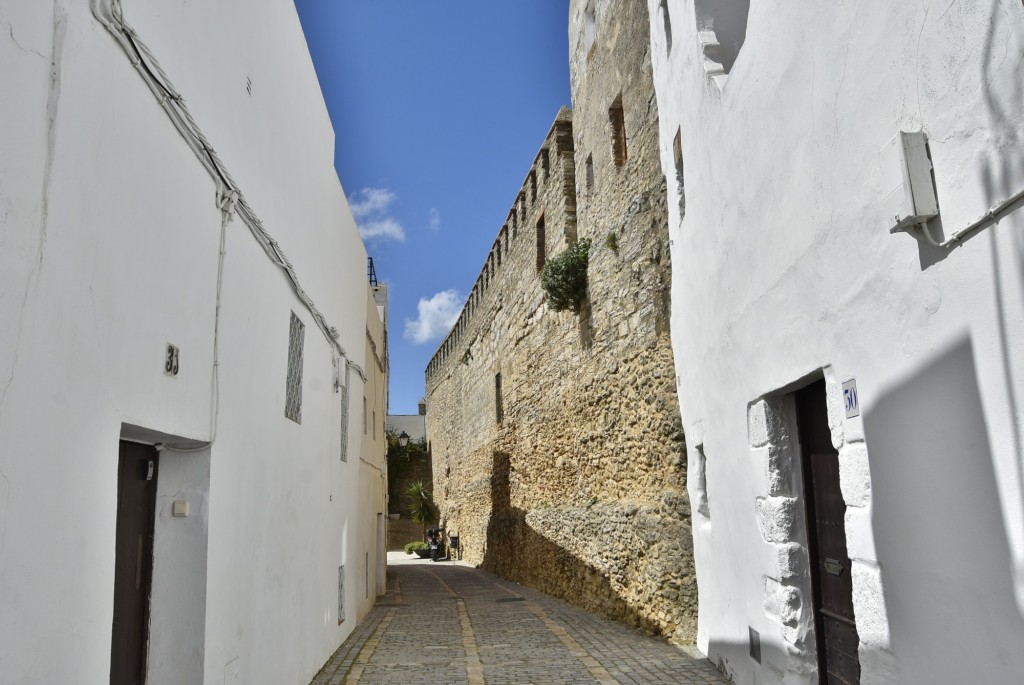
[425,0,696,643]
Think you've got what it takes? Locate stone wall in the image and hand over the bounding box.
[425,0,697,643]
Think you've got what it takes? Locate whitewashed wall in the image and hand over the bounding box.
[647,0,1024,683]
[0,1,382,683]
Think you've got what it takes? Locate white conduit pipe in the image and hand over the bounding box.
[919,184,1024,249]
[90,0,367,384]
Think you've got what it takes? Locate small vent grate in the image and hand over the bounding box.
[285,312,305,423]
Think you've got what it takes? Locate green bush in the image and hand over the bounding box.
[540,239,591,313]
[404,541,428,555]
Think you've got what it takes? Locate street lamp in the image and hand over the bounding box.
[398,431,410,447]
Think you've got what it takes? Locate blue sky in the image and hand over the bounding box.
[293,1,572,415]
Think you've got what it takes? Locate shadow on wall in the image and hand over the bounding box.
[865,338,1024,682]
[480,450,661,635]
[918,0,1024,270]
[980,0,1024,594]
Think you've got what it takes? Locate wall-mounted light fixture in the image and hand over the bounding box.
[398,431,410,447]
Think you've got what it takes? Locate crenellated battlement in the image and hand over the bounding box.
[425,107,575,381]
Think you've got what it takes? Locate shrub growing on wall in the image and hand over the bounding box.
[540,238,591,313]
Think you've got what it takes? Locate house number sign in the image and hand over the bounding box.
[165,343,180,377]
[842,378,859,419]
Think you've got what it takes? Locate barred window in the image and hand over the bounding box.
[340,365,350,462]
[337,565,345,625]
[284,312,305,423]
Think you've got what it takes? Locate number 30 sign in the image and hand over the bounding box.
[842,379,859,418]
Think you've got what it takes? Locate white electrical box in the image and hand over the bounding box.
[172,500,190,517]
[880,131,939,233]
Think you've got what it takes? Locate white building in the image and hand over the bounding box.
[0,1,387,683]
[646,0,1024,683]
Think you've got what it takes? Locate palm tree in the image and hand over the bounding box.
[406,480,437,538]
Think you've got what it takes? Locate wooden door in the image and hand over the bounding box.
[796,381,860,685]
[110,441,159,685]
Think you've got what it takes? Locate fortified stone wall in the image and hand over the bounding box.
[425,0,696,643]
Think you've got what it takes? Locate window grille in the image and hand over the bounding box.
[340,365,350,461]
[285,312,305,423]
[338,565,345,625]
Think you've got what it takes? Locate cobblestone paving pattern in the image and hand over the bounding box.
[310,554,727,685]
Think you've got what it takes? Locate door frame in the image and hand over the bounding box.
[110,440,160,685]
[794,379,860,685]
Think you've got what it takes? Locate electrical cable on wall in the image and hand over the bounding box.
[89,0,367,393]
[918,184,1024,249]
[157,189,233,454]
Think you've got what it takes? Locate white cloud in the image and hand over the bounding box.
[348,187,406,242]
[349,187,396,219]
[404,289,463,344]
[428,208,441,231]
[359,217,406,242]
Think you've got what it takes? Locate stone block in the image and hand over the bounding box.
[838,442,871,507]
[844,506,876,562]
[755,496,799,543]
[767,443,796,497]
[748,400,769,448]
[824,368,846,450]
[850,560,893,650]
[763,575,803,626]
[773,542,807,581]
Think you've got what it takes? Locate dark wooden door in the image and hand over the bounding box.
[110,441,159,685]
[796,381,860,685]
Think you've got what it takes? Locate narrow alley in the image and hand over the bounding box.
[311,553,726,685]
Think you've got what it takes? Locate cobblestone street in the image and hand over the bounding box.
[311,553,726,685]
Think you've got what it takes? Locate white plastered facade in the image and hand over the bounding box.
[647,0,1024,683]
[0,1,386,683]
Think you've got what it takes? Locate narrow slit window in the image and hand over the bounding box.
[536,216,546,272]
[585,154,594,191]
[610,97,627,167]
[495,372,504,424]
[362,396,367,435]
[285,312,305,423]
